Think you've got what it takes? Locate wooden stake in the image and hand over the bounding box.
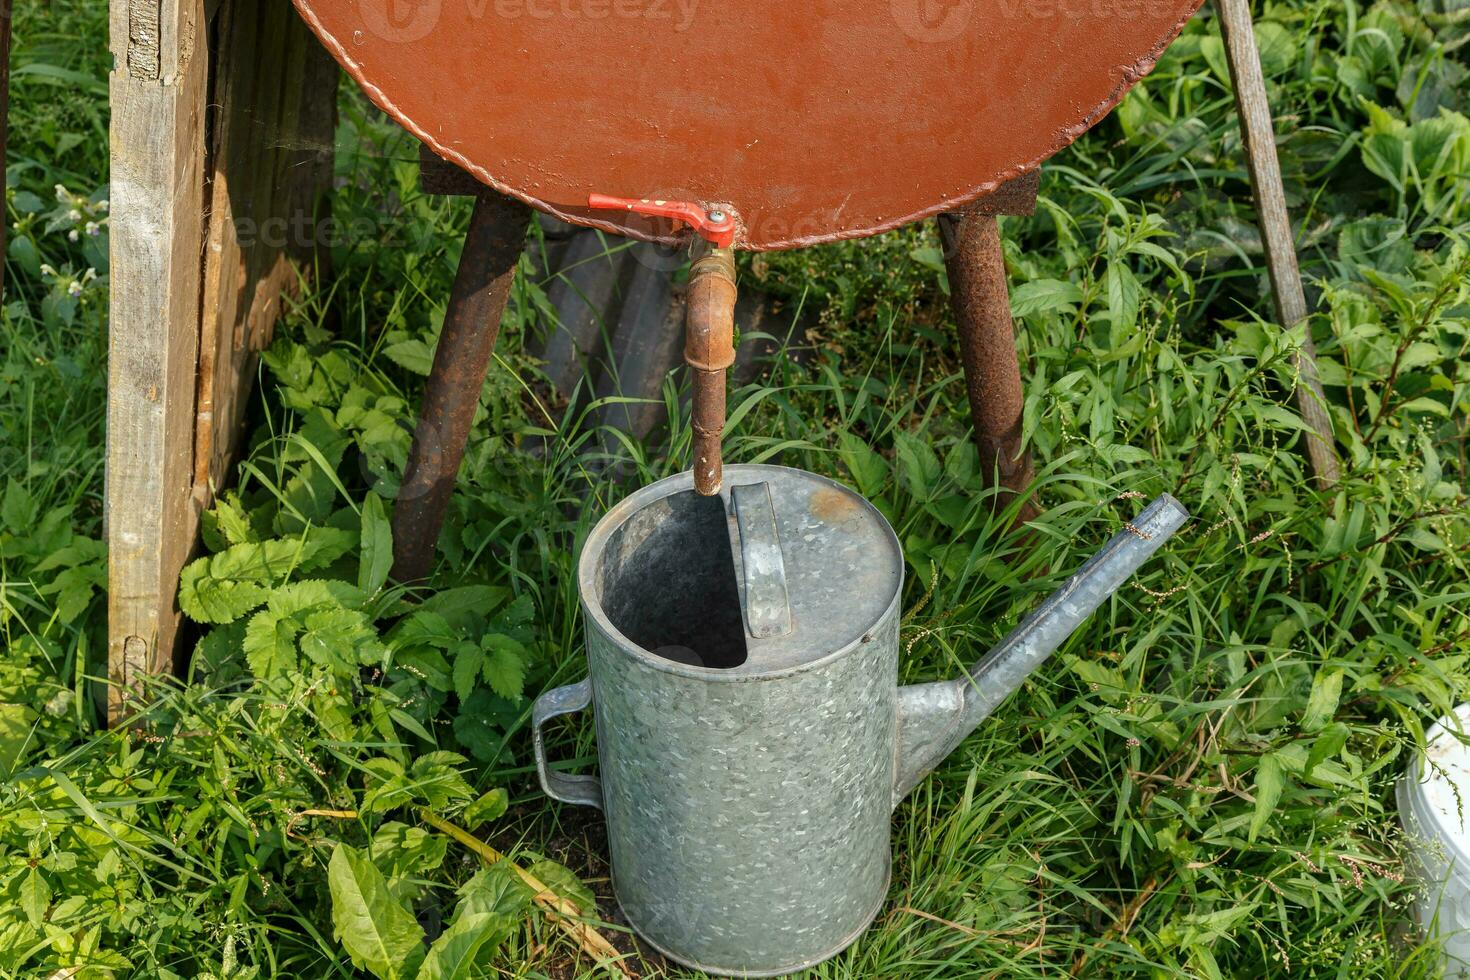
[1216,0,1341,487]
[0,1,12,304]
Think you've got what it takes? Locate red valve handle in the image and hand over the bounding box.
[587,193,737,248]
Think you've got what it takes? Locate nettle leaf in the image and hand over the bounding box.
[181,574,271,627]
[213,494,258,548]
[409,752,475,810]
[300,605,388,672]
[242,581,385,680]
[391,610,457,649]
[360,492,394,595]
[452,642,485,703]
[243,610,301,678]
[419,586,511,630]
[328,844,425,980]
[179,530,357,625]
[371,822,450,878]
[480,636,527,702]
[454,690,514,762]
[395,648,454,692]
[362,765,418,816]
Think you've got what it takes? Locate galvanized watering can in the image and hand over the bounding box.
[534,464,1188,976]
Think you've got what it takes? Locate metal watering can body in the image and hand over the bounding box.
[534,465,1188,976]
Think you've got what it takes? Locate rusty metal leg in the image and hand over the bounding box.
[938,212,1038,521]
[391,192,529,582]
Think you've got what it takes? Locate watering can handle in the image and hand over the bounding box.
[732,483,793,639]
[532,678,603,810]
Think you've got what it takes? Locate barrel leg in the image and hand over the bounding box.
[390,192,530,582]
[937,213,1038,521]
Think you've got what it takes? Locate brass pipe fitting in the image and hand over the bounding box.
[685,246,737,495]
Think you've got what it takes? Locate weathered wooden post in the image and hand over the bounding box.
[1216,0,1341,487]
[106,0,338,723]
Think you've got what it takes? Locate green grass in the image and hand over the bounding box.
[3,0,1470,977]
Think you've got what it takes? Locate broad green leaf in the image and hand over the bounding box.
[416,912,513,980]
[213,495,258,547]
[893,430,942,502]
[385,339,435,376]
[1249,754,1285,843]
[328,844,425,980]
[1105,263,1141,337]
[360,492,394,594]
[835,430,886,499]
[2,478,37,533]
[457,863,533,919]
[395,648,454,692]
[1305,723,1351,777]
[1301,668,1344,732]
[462,788,509,827]
[1010,278,1084,318]
[19,869,50,927]
[525,858,595,916]
[0,702,37,776]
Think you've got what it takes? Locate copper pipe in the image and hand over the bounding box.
[938,212,1038,522]
[391,192,529,582]
[684,246,737,495]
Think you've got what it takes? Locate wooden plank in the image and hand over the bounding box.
[1216,0,1341,487]
[0,2,12,304]
[194,0,338,499]
[107,0,211,721]
[109,0,338,723]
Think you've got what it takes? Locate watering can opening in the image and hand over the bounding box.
[579,466,905,678]
[595,489,750,670]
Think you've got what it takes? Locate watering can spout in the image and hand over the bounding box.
[893,494,1190,806]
